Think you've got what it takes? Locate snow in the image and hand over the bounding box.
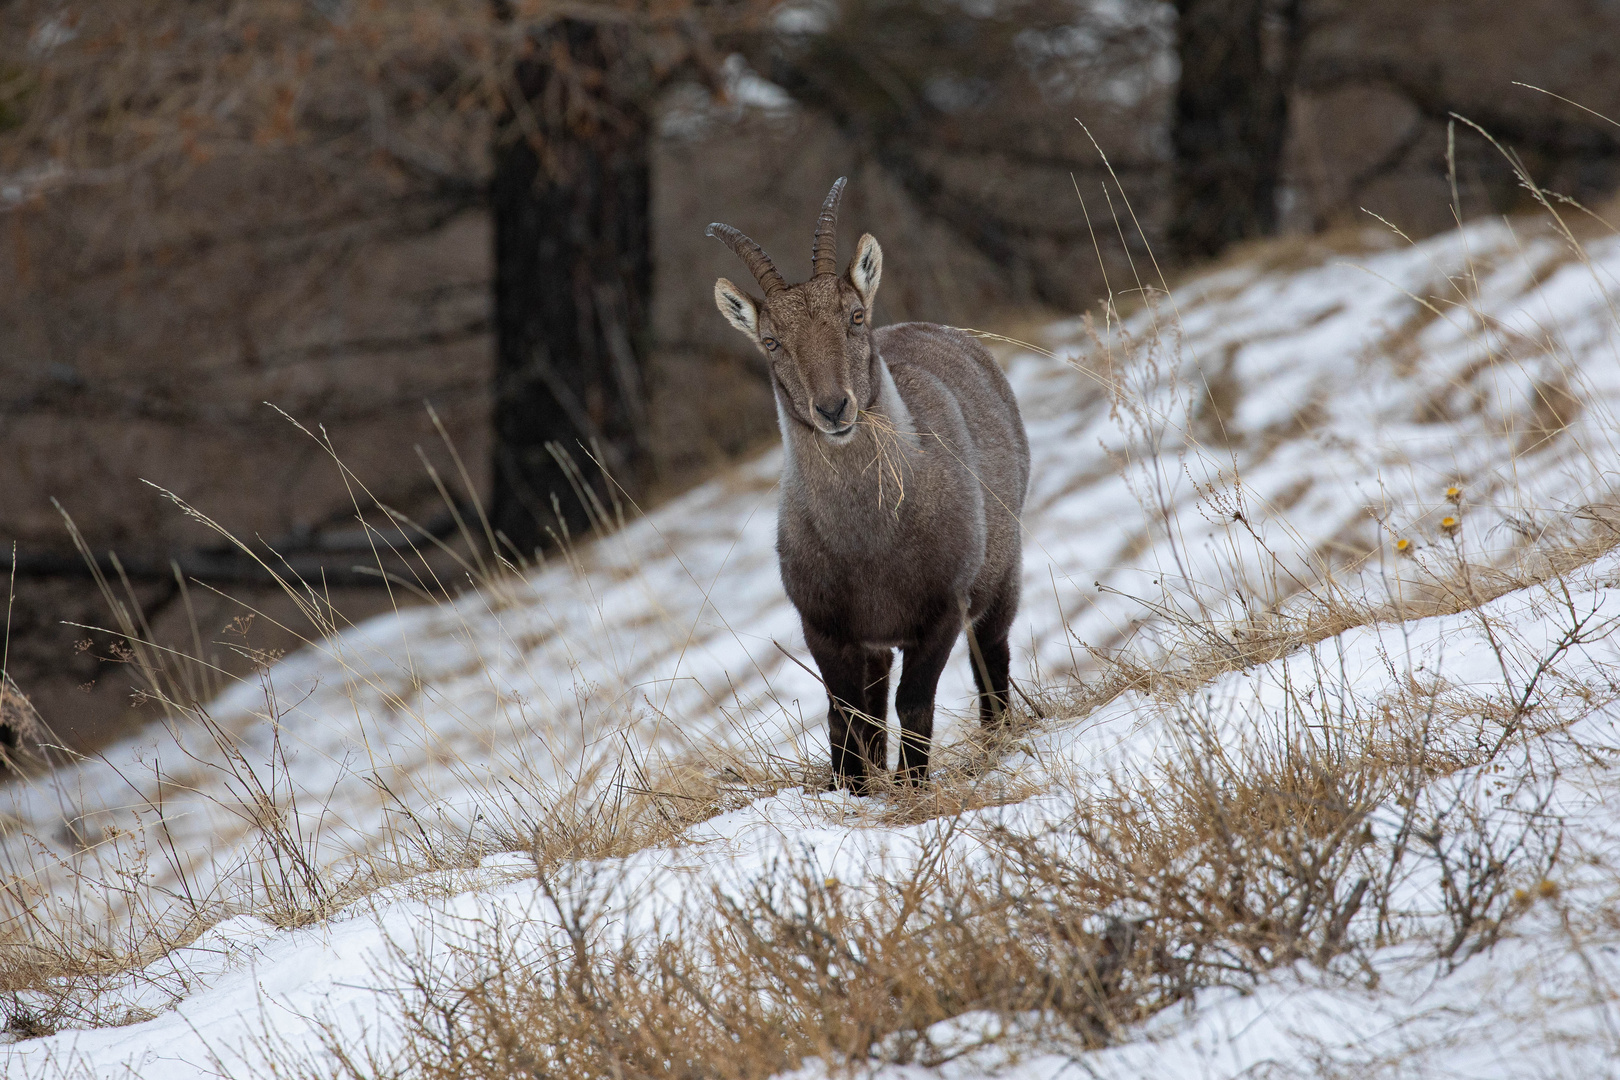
[6,216,1620,1077]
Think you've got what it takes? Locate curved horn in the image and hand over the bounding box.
[706,223,788,297]
[811,176,847,277]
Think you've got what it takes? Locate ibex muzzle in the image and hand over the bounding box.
[709,179,1030,791]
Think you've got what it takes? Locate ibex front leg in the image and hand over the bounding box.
[806,628,885,793]
[895,620,959,785]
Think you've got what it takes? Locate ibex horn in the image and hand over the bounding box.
[811,176,847,277]
[706,223,788,297]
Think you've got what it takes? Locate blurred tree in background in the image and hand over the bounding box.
[489,17,660,556]
[1167,0,1302,259]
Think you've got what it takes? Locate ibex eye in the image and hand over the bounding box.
[763,337,780,351]
[851,310,865,326]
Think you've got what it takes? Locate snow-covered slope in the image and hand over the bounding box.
[6,216,1620,1078]
[14,549,1620,1078]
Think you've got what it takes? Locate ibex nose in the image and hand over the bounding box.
[815,396,850,427]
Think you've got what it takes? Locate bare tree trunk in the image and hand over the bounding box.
[491,18,653,558]
[1169,0,1303,261]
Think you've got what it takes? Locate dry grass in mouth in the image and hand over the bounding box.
[855,406,916,517]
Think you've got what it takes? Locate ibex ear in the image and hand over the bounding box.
[848,233,882,309]
[714,278,761,337]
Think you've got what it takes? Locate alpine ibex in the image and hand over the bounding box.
[708,178,1030,790]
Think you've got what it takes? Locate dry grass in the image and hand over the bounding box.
[1045,504,1620,725]
[256,666,1579,1080]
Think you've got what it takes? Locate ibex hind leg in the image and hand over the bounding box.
[970,575,1018,729]
[806,628,885,794]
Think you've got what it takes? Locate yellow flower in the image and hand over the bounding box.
[1445,485,1463,504]
[1536,878,1560,900]
[1395,538,1412,555]
[1440,516,1459,533]
[824,877,840,890]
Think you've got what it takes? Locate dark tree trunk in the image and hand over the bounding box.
[491,18,654,558]
[1169,0,1303,261]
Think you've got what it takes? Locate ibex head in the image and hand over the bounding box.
[709,177,883,440]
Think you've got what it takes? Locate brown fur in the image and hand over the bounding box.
[709,180,1029,790]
